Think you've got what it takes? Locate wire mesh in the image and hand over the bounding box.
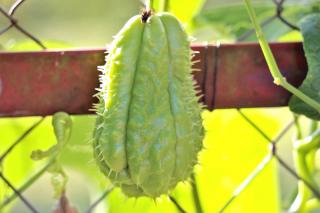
[0,0,46,49]
[0,0,319,212]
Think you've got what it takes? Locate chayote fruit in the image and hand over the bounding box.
[92,11,204,197]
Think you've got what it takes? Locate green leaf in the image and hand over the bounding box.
[289,14,320,120]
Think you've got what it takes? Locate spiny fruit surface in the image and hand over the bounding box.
[93,11,204,197]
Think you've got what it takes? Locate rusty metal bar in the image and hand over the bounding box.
[0,42,307,117]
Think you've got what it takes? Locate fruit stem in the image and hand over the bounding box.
[243,0,320,113]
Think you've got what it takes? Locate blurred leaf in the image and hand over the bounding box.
[0,116,104,212]
[278,31,302,42]
[191,24,235,43]
[153,0,206,27]
[106,192,179,213]
[4,40,73,51]
[0,117,55,212]
[195,108,285,212]
[106,182,195,213]
[191,3,318,42]
[191,4,274,42]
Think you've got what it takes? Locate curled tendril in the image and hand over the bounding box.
[30,112,72,198]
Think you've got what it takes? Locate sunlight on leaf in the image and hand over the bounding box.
[278,31,302,42]
[196,108,286,212]
[153,0,205,28]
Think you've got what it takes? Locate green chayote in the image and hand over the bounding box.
[92,11,204,197]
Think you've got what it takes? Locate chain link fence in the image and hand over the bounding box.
[0,0,319,212]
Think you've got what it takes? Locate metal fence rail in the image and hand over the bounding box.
[0,0,318,212]
[0,42,307,117]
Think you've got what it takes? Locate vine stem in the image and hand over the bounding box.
[243,0,320,113]
[163,0,169,12]
[191,173,203,213]
[146,0,153,11]
[290,123,320,212]
[290,151,312,212]
[293,115,302,139]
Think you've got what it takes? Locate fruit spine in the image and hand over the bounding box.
[93,10,204,197]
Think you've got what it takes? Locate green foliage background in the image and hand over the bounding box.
[0,0,319,212]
